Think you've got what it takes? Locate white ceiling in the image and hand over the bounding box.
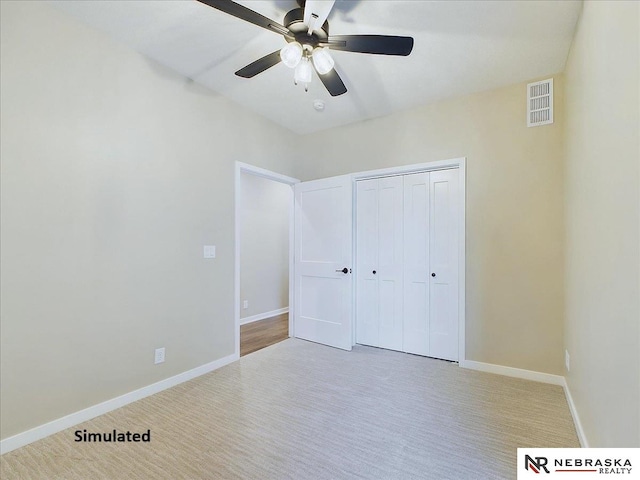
[52,0,582,135]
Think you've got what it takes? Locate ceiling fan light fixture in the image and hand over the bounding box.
[312,47,334,75]
[294,56,313,90]
[280,41,303,68]
[202,0,414,97]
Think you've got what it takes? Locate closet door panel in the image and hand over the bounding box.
[356,179,379,347]
[429,169,459,361]
[377,176,403,351]
[402,172,430,356]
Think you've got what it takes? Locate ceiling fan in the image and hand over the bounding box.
[197,0,414,96]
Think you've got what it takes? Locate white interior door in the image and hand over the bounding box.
[357,168,460,361]
[294,175,353,351]
[355,179,379,347]
[355,177,403,351]
[429,169,459,361]
[403,172,430,356]
[375,176,404,351]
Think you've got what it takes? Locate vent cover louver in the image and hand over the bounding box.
[527,78,554,127]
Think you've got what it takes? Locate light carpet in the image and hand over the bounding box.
[1,339,579,479]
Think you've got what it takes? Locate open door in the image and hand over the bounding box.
[294,175,352,350]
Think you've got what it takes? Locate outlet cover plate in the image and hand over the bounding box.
[155,347,165,365]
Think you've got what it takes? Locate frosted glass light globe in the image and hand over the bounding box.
[312,47,335,75]
[294,57,313,85]
[280,42,303,68]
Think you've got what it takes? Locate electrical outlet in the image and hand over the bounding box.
[243,300,248,309]
[565,350,570,372]
[154,347,165,365]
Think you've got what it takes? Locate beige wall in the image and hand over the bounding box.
[0,1,295,440]
[293,78,566,376]
[240,173,291,320]
[563,1,639,447]
[4,0,638,451]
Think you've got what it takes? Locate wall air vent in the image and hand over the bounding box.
[527,78,553,127]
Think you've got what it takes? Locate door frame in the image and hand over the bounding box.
[351,157,467,364]
[234,162,300,358]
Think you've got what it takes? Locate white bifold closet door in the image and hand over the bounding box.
[427,169,459,360]
[356,176,404,351]
[356,168,459,361]
[403,172,430,356]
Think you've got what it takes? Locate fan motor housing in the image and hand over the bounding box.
[283,8,329,46]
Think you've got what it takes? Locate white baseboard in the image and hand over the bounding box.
[0,352,239,455]
[461,359,589,447]
[460,359,565,386]
[240,307,288,326]
[562,378,589,447]
[1,350,589,454]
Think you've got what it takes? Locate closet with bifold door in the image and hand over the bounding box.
[355,168,459,361]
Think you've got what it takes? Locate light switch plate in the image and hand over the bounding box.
[203,245,216,259]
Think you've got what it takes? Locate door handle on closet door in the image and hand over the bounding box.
[431,273,436,277]
[373,270,377,274]
[336,267,349,274]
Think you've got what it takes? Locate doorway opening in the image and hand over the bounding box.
[234,163,299,357]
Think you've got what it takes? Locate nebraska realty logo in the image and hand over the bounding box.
[517,449,639,478]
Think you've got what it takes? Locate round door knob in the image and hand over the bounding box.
[431,273,436,277]
[335,267,349,274]
[373,270,377,274]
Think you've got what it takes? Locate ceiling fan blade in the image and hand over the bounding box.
[197,0,290,37]
[303,0,335,33]
[317,67,347,97]
[325,35,414,56]
[235,50,282,78]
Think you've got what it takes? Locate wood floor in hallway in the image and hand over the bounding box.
[240,313,289,357]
